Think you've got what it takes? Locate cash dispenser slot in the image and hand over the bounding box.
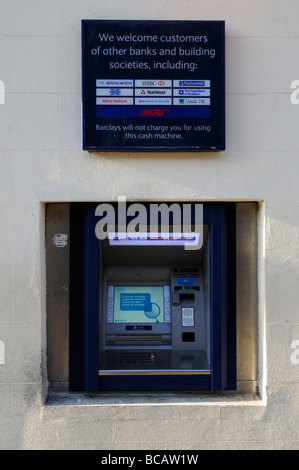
[106,334,168,344]
[179,292,196,303]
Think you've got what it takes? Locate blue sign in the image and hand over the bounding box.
[82,20,225,151]
[177,278,195,286]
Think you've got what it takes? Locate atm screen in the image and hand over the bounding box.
[113,286,165,324]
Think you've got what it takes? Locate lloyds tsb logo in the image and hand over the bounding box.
[0,80,5,104]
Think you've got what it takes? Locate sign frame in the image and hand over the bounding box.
[82,20,225,152]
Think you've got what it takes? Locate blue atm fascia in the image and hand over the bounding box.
[69,203,236,392]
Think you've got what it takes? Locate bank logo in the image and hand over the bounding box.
[135,80,172,88]
[135,97,172,106]
[96,97,133,105]
[109,89,121,96]
[175,88,210,97]
[179,80,205,87]
[179,99,185,104]
[139,108,169,117]
[96,79,133,87]
[136,89,171,97]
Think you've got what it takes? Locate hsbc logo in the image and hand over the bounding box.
[135,80,172,88]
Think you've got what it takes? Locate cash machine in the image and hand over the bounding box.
[69,203,236,392]
[99,265,210,376]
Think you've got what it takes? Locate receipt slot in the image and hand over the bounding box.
[69,203,236,392]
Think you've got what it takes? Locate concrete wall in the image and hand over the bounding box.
[0,0,299,450]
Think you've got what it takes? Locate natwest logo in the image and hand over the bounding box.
[139,108,169,117]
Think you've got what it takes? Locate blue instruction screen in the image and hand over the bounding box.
[120,293,151,311]
[114,286,164,323]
